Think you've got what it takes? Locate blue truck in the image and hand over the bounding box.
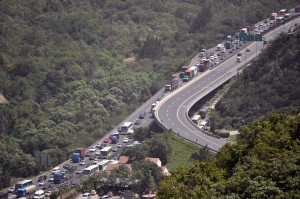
[111,135,118,144]
[199,107,210,119]
[71,153,81,163]
[53,172,64,184]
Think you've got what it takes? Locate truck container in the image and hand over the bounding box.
[198,63,207,72]
[165,79,179,92]
[71,153,81,163]
[184,70,193,79]
[111,135,118,144]
[17,185,36,198]
[199,107,209,119]
[53,172,64,184]
[74,148,85,160]
[179,66,190,78]
[189,66,198,77]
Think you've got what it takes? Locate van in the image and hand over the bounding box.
[51,166,60,174]
[33,190,45,199]
[237,57,242,62]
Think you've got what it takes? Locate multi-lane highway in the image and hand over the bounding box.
[155,16,300,152]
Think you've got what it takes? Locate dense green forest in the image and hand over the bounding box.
[158,113,300,198]
[212,27,300,130]
[0,0,298,188]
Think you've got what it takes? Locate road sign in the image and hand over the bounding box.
[239,32,263,42]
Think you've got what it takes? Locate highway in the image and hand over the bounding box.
[155,16,300,152]
[5,13,300,199]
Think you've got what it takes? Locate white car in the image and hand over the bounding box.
[48,175,54,182]
[215,61,219,65]
[79,160,86,166]
[82,193,91,199]
[117,143,122,148]
[39,180,45,186]
[123,138,129,143]
[76,169,82,174]
[195,62,200,66]
[89,147,96,153]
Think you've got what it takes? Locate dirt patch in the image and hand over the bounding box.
[0,94,8,104]
[123,56,136,63]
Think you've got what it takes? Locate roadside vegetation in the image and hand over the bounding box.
[211,28,300,130]
[0,0,298,188]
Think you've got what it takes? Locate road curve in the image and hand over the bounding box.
[155,16,300,152]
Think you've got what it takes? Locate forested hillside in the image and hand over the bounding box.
[212,28,300,130]
[158,113,300,198]
[0,0,298,187]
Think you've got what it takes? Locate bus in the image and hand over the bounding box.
[82,164,99,176]
[120,122,133,134]
[100,146,112,159]
[191,115,201,125]
[98,160,111,171]
[15,179,33,192]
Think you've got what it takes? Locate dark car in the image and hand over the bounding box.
[89,155,95,160]
[134,119,141,125]
[117,126,122,132]
[63,164,71,170]
[85,151,91,157]
[139,112,145,119]
[38,175,47,182]
[246,48,250,52]
[237,52,242,57]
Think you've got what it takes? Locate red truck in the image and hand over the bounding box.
[165,79,179,92]
[74,148,85,160]
[179,66,190,78]
[199,63,208,72]
[184,70,193,79]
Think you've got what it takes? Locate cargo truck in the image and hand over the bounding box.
[182,75,190,82]
[74,148,85,160]
[184,70,193,79]
[165,79,179,92]
[17,185,37,198]
[270,13,277,20]
[71,153,81,163]
[53,172,64,184]
[179,66,190,78]
[198,63,207,72]
[189,66,198,77]
[111,135,118,144]
[225,41,232,49]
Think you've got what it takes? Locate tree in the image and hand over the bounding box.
[121,146,147,163]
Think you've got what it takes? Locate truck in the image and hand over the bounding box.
[71,153,81,163]
[216,44,223,51]
[74,148,85,160]
[199,107,209,119]
[245,24,255,32]
[184,70,193,79]
[53,172,64,184]
[150,102,157,113]
[182,75,190,82]
[111,135,118,144]
[189,66,198,77]
[225,41,232,49]
[113,132,120,139]
[165,79,179,92]
[199,62,209,72]
[270,12,277,20]
[17,185,36,198]
[179,65,190,78]
[240,28,248,34]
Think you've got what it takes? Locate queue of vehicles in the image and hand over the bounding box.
[5,5,300,199]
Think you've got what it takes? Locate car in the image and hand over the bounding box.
[246,48,250,52]
[89,155,95,160]
[48,175,54,182]
[39,180,46,186]
[45,191,52,197]
[112,147,118,152]
[124,144,134,148]
[75,169,82,174]
[236,45,240,49]
[217,52,221,56]
[103,138,111,143]
[82,193,91,199]
[89,147,96,153]
[85,151,91,157]
[93,159,99,164]
[100,195,110,199]
[51,166,60,174]
[117,126,122,132]
[8,186,15,193]
[214,61,219,65]
[139,112,145,119]
[38,175,47,182]
[95,150,101,156]
[239,42,243,46]
[134,119,141,125]
[123,138,129,143]
[237,52,242,57]
[117,143,122,148]
[63,164,71,170]
[195,62,200,66]
[79,160,86,166]
[229,49,233,53]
